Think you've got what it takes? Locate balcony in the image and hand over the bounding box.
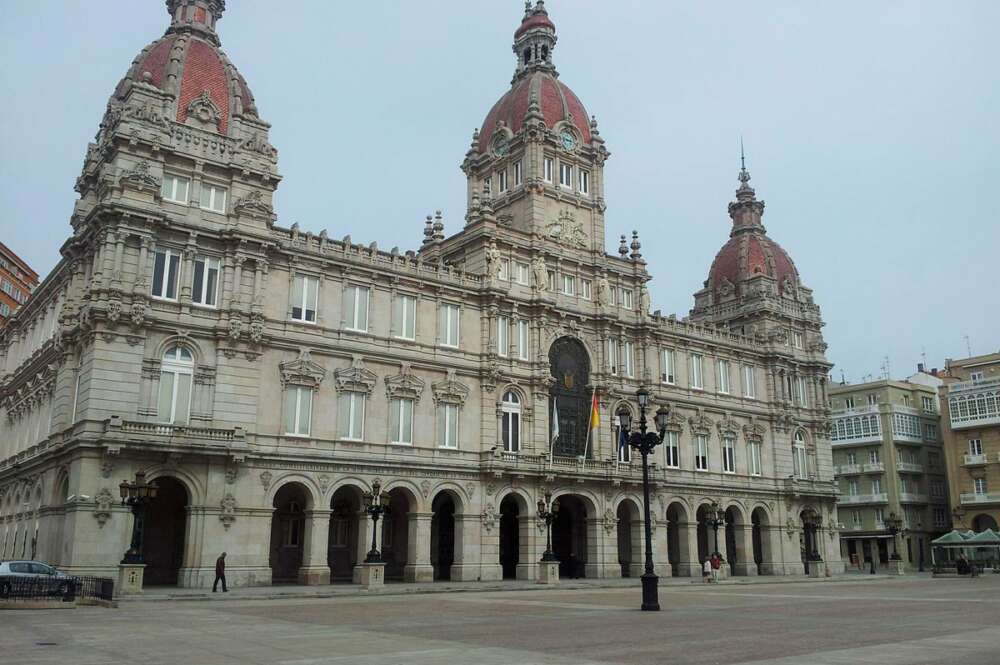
[947,377,1000,429]
[895,462,924,473]
[862,462,885,473]
[834,464,862,475]
[963,454,988,466]
[898,492,929,503]
[104,416,249,455]
[959,491,1000,506]
[838,493,889,505]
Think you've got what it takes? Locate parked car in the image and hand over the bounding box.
[0,560,77,598]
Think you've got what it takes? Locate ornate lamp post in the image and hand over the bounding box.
[884,512,903,561]
[119,472,158,564]
[616,387,670,612]
[536,490,560,562]
[706,501,725,557]
[362,480,390,563]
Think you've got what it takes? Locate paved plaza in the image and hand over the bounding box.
[3,576,999,665]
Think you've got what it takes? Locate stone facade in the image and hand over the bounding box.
[0,1,842,587]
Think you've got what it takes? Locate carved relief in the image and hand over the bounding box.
[432,369,470,405]
[334,355,377,394]
[185,90,223,130]
[545,211,587,248]
[481,503,497,533]
[279,348,326,389]
[384,363,426,401]
[602,508,618,535]
[219,494,237,530]
[93,488,114,528]
[260,471,273,490]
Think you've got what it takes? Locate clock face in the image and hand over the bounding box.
[492,135,508,157]
[560,130,576,151]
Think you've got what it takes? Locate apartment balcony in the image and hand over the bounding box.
[838,493,889,505]
[895,462,924,473]
[834,464,862,475]
[959,491,1000,506]
[963,454,989,466]
[898,492,929,504]
[862,462,885,473]
[947,377,1000,429]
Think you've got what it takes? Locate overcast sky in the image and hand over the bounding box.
[1,1,996,380]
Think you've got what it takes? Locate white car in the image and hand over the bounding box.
[0,560,77,597]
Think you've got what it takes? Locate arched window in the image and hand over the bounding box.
[793,430,808,478]
[501,390,521,453]
[158,346,194,425]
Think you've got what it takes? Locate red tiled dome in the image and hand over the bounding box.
[515,12,556,39]
[708,233,799,294]
[478,71,591,153]
[111,6,257,137]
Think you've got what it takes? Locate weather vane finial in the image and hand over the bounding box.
[738,136,750,185]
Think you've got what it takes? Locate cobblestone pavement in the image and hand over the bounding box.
[3,576,998,665]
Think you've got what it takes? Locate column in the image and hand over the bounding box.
[403,512,434,582]
[587,516,611,579]
[352,510,377,583]
[734,524,757,576]
[681,520,700,577]
[298,509,332,585]
[516,513,538,581]
[135,237,151,294]
[651,517,671,577]
[450,514,481,581]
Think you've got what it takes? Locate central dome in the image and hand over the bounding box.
[478,1,592,153]
[111,0,258,137]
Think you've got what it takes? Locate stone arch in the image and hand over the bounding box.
[153,334,209,367]
[430,482,470,514]
[142,475,190,586]
[751,505,772,574]
[665,499,692,577]
[144,464,206,507]
[264,473,320,511]
[549,490,597,578]
[381,482,421,581]
[270,481,313,583]
[696,501,724,563]
[328,481,367,582]
[430,489,463,580]
[724,503,749,575]
[548,336,593,458]
[327,476,370,505]
[615,496,642,578]
[971,513,998,533]
[51,467,70,506]
[381,479,423,513]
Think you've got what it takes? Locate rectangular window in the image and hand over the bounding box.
[867,393,879,406]
[664,431,680,468]
[974,478,987,495]
[497,169,508,193]
[439,303,460,347]
[695,434,709,470]
[923,423,937,440]
[722,435,736,473]
[848,480,859,496]
[157,367,192,425]
[901,394,911,406]
[497,315,509,357]
[872,478,882,494]
[844,396,856,409]
[620,289,634,310]
[337,392,365,440]
[283,386,313,436]
[393,294,416,340]
[562,274,575,295]
[151,249,181,300]
[921,396,934,412]
[934,508,947,527]
[514,160,523,186]
[691,354,704,389]
[853,510,862,526]
[547,270,557,292]
[622,341,635,378]
[388,398,414,444]
[514,262,529,285]
[580,279,592,300]
[290,274,319,323]
[869,449,880,464]
[742,365,756,398]
[969,438,983,455]
[191,256,220,307]
[847,451,857,465]
[748,441,762,476]
[795,377,808,406]
[438,403,459,448]
[516,320,529,360]
[661,348,675,384]
[543,157,554,183]
[559,162,572,188]
[717,360,731,394]
[793,331,804,349]
[499,258,510,281]
[578,169,590,194]
[971,371,984,382]
[607,337,618,375]
[199,183,227,213]
[874,508,885,527]
[344,285,369,331]
[161,174,190,203]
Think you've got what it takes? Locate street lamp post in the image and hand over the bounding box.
[536,490,559,563]
[616,387,670,612]
[119,472,159,564]
[706,501,725,557]
[884,512,903,561]
[362,480,390,563]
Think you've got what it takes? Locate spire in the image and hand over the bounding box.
[512,1,557,79]
[727,140,766,235]
[166,0,225,46]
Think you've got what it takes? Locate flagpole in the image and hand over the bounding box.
[583,387,596,460]
[548,396,557,469]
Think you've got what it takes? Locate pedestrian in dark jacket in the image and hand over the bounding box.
[213,552,228,592]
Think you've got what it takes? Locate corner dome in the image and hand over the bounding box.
[111,0,258,137]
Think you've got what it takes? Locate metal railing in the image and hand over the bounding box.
[0,575,113,603]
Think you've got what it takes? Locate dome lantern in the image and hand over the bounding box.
[513,1,558,79]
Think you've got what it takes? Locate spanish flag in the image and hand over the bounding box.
[589,390,600,430]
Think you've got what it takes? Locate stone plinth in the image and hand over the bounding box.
[538,560,559,585]
[807,561,826,578]
[887,559,905,575]
[358,562,386,590]
[117,563,146,596]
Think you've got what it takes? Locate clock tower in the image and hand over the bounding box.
[458,1,610,263]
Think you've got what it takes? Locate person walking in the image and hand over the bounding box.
[702,557,712,583]
[213,552,228,592]
[710,552,721,583]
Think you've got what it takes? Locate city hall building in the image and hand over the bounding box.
[0,1,842,588]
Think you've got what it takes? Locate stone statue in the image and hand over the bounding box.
[596,272,610,305]
[639,285,651,316]
[485,241,500,281]
[532,255,547,291]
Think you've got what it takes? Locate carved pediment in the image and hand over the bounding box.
[688,412,714,435]
[432,369,470,405]
[279,348,326,389]
[119,160,160,191]
[385,362,425,401]
[743,422,767,441]
[663,412,686,432]
[334,355,377,395]
[185,90,222,130]
[233,190,274,218]
[716,417,740,437]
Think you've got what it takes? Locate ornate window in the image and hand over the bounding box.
[717,360,731,394]
[438,403,459,448]
[664,430,680,468]
[191,256,220,307]
[722,435,736,473]
[614,404,633,463]
[747,440,762,475]
[199,183,227,213]
[742,364,756,398]
[497,315,509,357]
[279,349,326,437]
[695,434,709,470]
[501,390,521,452]
[516,320,529,360]
[161,174,189,203]
[291,274,318,323]
[284,386,312,436]
[661,348,675,384]
[388,398,413,444]
[622,341,635,378]
[793,430,808,478]
[151,248,181,300]
[690,353,704,390]
[433,370,469,450]
[334,357,376,441]
[158,346,193,424]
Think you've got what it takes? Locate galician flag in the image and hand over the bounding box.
[551,397,559,447]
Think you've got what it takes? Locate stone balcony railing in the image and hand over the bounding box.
[103,416,249,455]
[838,493,889,505]
[834,464,862,476]
[896,462,924,473]
[959,491,1000,506]
[899,492,929,504]
[862,462,885,473]
[963,454,988,466]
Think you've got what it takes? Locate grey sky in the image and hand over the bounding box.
[1,1,996,380]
